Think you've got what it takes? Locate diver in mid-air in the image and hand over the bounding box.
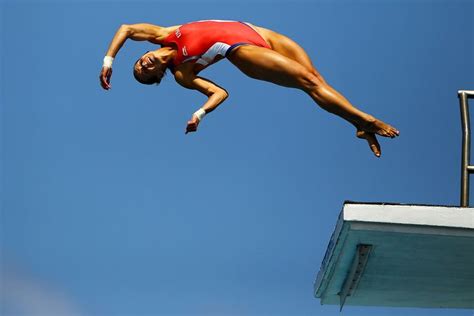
[100,20,399,157]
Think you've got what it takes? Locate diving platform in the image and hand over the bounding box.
[314,202,474,310]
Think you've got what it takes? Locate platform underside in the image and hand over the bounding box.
[314,202,474,309]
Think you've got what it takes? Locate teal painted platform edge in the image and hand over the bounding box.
[314,206,349,298]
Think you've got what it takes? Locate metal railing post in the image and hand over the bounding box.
[459,90,474,207]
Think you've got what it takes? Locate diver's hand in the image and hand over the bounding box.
[100,67,113,90]
[185,115,201,134]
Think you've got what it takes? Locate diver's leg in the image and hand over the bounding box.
[228,45,399,138]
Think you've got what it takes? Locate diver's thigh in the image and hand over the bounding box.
[228,45,310,88]
[253,26,317,72]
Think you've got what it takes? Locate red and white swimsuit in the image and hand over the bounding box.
[162,20,271,67]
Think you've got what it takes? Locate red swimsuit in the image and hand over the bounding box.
[162,20,271,67]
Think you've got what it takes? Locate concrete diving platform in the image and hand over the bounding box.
[314,202,474,310]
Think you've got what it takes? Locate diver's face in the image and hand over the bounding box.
[134,51,165,83]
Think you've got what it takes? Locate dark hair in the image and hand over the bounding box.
[133,69,158,85]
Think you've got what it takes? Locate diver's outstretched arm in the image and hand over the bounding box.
[100,24,166,90]
[105,24,165,57]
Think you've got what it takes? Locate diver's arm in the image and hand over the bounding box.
[105,24,165,57]
[174,67,229,134]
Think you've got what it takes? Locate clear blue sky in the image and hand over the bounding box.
[1,0,473,315]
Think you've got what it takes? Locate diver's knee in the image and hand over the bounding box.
[309,68,327,84]
[299,70,325,92]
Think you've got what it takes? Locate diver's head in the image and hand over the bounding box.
[133,49,169,85]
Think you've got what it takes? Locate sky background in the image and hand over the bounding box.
[1,0,473,315]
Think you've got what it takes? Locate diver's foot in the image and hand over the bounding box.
[357,130,382,157]
[359,115,400,138]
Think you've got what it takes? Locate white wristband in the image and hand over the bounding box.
[194,108,206,121]
[103,56,114,68]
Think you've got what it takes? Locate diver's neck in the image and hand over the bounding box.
[159,46,177,63]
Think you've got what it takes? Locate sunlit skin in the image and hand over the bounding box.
[100,22,399,157]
